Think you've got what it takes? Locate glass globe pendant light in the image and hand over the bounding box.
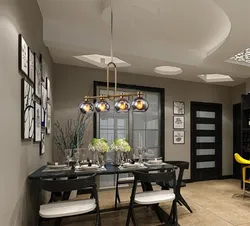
[79,99,94,114]
[115,93,131,112]
[132,92,149,112]
[95,96,110,112]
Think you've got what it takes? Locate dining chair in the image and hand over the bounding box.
[160,161,192,214]
[126,170,177,226]
[234,153,250,196]
[115,174,135,208]
[38,174,101,226]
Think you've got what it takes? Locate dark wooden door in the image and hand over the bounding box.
[233,103,241,179]
[191,102,222,181]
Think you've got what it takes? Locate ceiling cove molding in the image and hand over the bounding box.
[101,0,231,61]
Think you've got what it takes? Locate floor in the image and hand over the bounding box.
[42,179,250,226]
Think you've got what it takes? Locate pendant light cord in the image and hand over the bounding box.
[110,0,113,63]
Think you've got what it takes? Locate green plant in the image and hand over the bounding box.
[53,113,92,151]
[111,138,131,152]
[89,138,109,153]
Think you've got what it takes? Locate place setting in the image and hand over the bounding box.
[42,162,71,172]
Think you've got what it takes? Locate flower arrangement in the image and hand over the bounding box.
[111,138,131,152]
[89,138,109,153]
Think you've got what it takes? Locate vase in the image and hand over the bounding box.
[99,152,106,168]
[113,150,121,166]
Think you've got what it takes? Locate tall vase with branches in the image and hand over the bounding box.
[53,112,92,161]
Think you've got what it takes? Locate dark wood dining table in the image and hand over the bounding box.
[28,163,178,225]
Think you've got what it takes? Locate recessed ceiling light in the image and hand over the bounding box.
[226,48,250,67]
[197,74,233,83]
[154,66,182,75]
[74,54,131,68]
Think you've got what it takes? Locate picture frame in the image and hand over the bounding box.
[41,85,47,128]
[18,34,29,77]
[21,79,34,140]
[34,101,42,142]
[173,101,185,115]
[46,77,51,100]
[40,54,46,83]
[173,116,185,129]
[34,54,42,99]
[40,131,45,155]
[173,131,185,144]
[47,103,51,134]
[28,48,35,83]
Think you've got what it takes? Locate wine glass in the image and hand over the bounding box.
[73,149,80,167]
[64,149,72,167]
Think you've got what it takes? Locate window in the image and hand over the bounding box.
[95,82,164,188]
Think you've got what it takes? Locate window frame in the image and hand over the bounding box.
[93,81,165,160]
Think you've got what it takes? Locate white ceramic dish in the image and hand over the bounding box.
[78,164,99,170]
[147,159,163,164]
[47,164,67,169]
[122,163,139,168]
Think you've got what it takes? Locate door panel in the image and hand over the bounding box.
[191,102,222,181]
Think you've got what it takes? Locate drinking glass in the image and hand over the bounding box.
[64,149,72,166]
[73,149,80,167]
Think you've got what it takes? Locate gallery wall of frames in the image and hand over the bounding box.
[173,101,185,144]
[19,34,51,155]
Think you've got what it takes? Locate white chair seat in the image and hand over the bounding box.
[135,190,175,205]
[39,199,96,218]
[118,176,135,183]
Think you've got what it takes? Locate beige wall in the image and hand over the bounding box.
[0,1,53,225]
[53,64,233,179]
[231,83,246,104]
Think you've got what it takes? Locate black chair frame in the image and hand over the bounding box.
[126,170,178,226]
[164,161,192,214]
[38,174,101,226]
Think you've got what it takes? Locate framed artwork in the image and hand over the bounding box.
[46,77,51,100]
[173,101,185,115]
[34,101,42,142]
[173,116,185,129]
[28,48,35,83]
[35,54,41,99]
[40,131,45,155]
[41,85,47,128]
[173,131,185,144]
[18,34,28,76]
[21,79,34,140]
[47,103,51,134]
[40,54,46,83]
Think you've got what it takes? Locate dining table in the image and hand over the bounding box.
[28,162,178,225]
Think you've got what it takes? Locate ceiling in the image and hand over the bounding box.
[37,0,250,86]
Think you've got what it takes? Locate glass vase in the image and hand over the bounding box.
[113,150,121,166]
[99,152,106,169]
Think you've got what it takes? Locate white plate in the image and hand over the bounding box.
[144,162,166,167]
[47,164,67,169]
[147,160,163,164]
[122,163,140,168]
[78,164,99,170]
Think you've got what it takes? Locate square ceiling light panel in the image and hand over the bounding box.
[74,54,131,68]
[197,74,233,83]
[226,48,250,66]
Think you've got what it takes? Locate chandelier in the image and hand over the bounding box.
[79,1,149,114]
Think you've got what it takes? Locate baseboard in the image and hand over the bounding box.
[220,175,233,180]
[183,175,233,183]
[183,179,192,183]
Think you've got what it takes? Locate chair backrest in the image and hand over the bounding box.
[234,153,250,165]
[40,174,96,193]
[134,170,176,185]
[165,161,189,192]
